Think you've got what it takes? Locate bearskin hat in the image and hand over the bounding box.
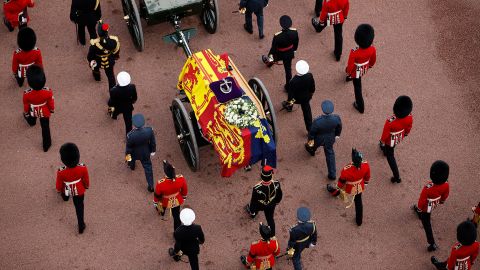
[280,15,292,29]
[457,221,477,246]
[393,95,413,118]
[430,160,449,185]
[163,160,176,179]
[354,24,375,49]
[261,165,273,181]
[259,223,272,240]
[17,27,37,51]
[60,143,80,168]
[352,148,363,168]
[26,65,46,90]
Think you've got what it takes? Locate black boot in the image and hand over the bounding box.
[304,143,316,156]
[431,256,447,270]
[427,243,438,252]
[3,17,14,32]
[79,223,86,234]
[262,55,274,67]
[390,177,401,183]
[244,204,256,218]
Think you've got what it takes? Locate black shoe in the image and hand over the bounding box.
[169,248,181,261]
[244,204,255,218]
[147,186,154,193]
[4,17,14,32]
[282,101,293,112]
[412,204,421,219]
[243,24,253,34]
[427,243,438,252]
[345,76,353,82]
[390,177,401,183]
[259,34,264,39]
[240,255,248,266]
[431,256,447,269]
[334,52,341,62]
[43,143,51,152]
[326,184,336,193]
[79,223,86,234]
[356,220,362,226]
[305,143,315,156]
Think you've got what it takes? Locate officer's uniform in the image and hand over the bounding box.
[70,0,101,45]
[312,0,349,61]
[306,100,342,180]
[171,209,205,270]
[239,0,267,38]
[108,72,137,135]
[23,65,54,152]
[12,27,42,87]
[432,221,479,270]
[413,160,450,252]
[126,114,156,191]
[241,224,280,270]
[287,207,317,270]
[245,166,283,236]
[346,24,376,113]
[56,143,89,234]
[87,21,120,89]
[379,96,413,183]
[3,0,34,31]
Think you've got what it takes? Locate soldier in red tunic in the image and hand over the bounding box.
[56,143,90,234]
[12,27,42,87]
[345,24,376,113]
[327,148,370,226]
[412,160,450,252]
[153,160,188,232]
[379,95,413,183]
[431,221,479,270]
[311,0,349,61]
[3,0,34,31]
[23,65,54,152]
[240,223,280,270]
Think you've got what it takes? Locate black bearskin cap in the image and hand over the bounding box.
[261,165,273,181]
[259,223,272,240]
[18,27,37,51]
[457,221,477,246]
[280,15,292,29]
[430,160,449,184]
[163,160,176,179]
[26,65,46,90]
[393,96,413,118]
[60,143,80,168]
[352,148,363,168]
[354,24,375,49]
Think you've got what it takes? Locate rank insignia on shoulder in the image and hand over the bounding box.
[388,116,396,122]
[24,88,32,93]
[78,163,85,166]
[15,48,22,53]
[455,243,462,249]
[158,178,165,184]
[274,31,282,36]
[426,183,434,188]
[176,174,183,178]
[90,38,100,46]
[289,28,297,31]
[344,164,352,169]
[58,165,66,171]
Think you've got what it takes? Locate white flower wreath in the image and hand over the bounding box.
[224,98,259,128]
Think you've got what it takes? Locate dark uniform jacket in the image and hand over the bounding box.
[287,73,315,103]
[268,28,299,60]
[174,224,205,255]
[288,221,317,250]
[308,114,342,146]
[250,180,283,211]
[108,84,137,112]
[87,36,120,69]
[70,0,101,24]
[126,126,156,160]
[239,0,268,11]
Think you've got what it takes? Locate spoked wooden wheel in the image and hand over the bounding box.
[121,0,145,51]
[201,0,219,34]
[248,78,278,143]
[170,98,200,171]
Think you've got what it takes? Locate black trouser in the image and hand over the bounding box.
[283,56,293,87]
[113,109,133,136]
[250,204,277,236]
[186,253,199,270]
[384,145,400,180]
[354,193,363,225]
[77,22,97,46]
[245,8,264,37]
[314,0,323,17]
[25,116,51,151]
[419,212,435,245]
[313,23,343,58]
[92,65,116,89]
[128,157,154,188]
[300,101,313,132]
[353,78,364,113]
[62,194,85,228]
[172,206,181,232]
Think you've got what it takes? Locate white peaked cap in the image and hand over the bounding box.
[296,60,309,75]
[117,71,131,87]
[180,208,196,226]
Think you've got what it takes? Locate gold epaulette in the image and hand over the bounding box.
[289,27,297,31]
[110,36,120,54]
[175,174,183,178]
[274,31,282,36]
[343,164,352,170]
[362,160,368,164]
[90,38,100,46]
[253,181,263,188]
[157,178,166,184]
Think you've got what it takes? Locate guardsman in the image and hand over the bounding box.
[3,0,34,32]
[169,208,205,270]
[431,221,479,270]
[287,207,317,270]
[70,0,101,45]
[346,24,376,114]
[108,71,137,135]
[153,160,188,232]
[379,96,413,183]
[244,165,283,236]
[23,65,54,152]
[412,160,450,252]
[305,100,342,180]
[241,223,280,270]
[471,202,480,227]
[311,0,349,61]
[56,143,90,234]
[87,20,120,89]
[239,0,268,39]
[282,60,315,132]
[262,15,299,90]
[125,114,156,192]
[12,27,42,87]
[327,148,370,226]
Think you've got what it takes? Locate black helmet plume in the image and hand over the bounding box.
[259,223,272,241]
[163,160,176,179]
[352,148,363,168]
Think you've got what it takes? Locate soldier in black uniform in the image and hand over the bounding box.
[70,0,101,45]
[239,0,268,39]
[244,165,283,236]
[125,114,156,192]
[108,71,137,136]
[287,207,317,270]
[87,20,120,89]
[262,15,299,90]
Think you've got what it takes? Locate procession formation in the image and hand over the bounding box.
[2,0,479,269]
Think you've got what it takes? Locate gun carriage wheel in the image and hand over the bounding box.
[248,78,278,143]
[201,0,219,34]
[121,0,145,51]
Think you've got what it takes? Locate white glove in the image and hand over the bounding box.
[150,152,156,156]
[90,60,97,69]
[335,136,340,141]
[309,243,315,248]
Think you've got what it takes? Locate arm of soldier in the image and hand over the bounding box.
[417,186,428,211]
[471,245,479,264]
[319,4,327,23]
[369,47,377,68]
[173,231,182,253]
[181,177,188,198]
[70,0,77,22]
[131,84,138,104]
[125,135,134,155]
[287,229,296,249]
[446,245,458,270]
[82,166,90,189]
[94,1,102,21]
[345,50,355,75]
[343,0,349,19]
[273,239,280,256]
[311,223,318,245]
[268,36,277,57]
[310,75,316,95]
[55,170,63,193]
[307,120,319,141]
[440,184,449,203]
[246,244,256,266]
[12,51,18,75]
[28,0,35,8]
[112,38,120,59]
[197,225,205,244]
[47,91,54,113]
[364,163,371,184]
[22,93,30,114]
[293,31,299,51]
[87,46,95,62]
[276,182,283,203]
[405,116,413,136]
[335,116,342,137]
[149,128,156,153]
[380,119,391,144]
[36,50,44,68]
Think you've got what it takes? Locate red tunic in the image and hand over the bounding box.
[56,164,90,196]
[346,46,376,79]
[319,0,349,25]
[446,242,479,270]
[12,48,43,77]
[416,181,449,213]
[153,175,188,208]
[380,114,413,146]
[246,238,280,269]
[3,0,34,28]
[338,161,371,195]
[23,87,54,118]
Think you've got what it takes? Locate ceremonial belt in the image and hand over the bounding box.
[64,179,81,196]
[346,179,362,186]
[31,102,47,108]
[427,196,441,213]
[355,60,370,79]
[277,44,293,52]
[455,256,469,270]
[163,192,180,199]
[255,254,272,260]
[18,62,34,78]
[296,222,316,243]
[327,10,342,26]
